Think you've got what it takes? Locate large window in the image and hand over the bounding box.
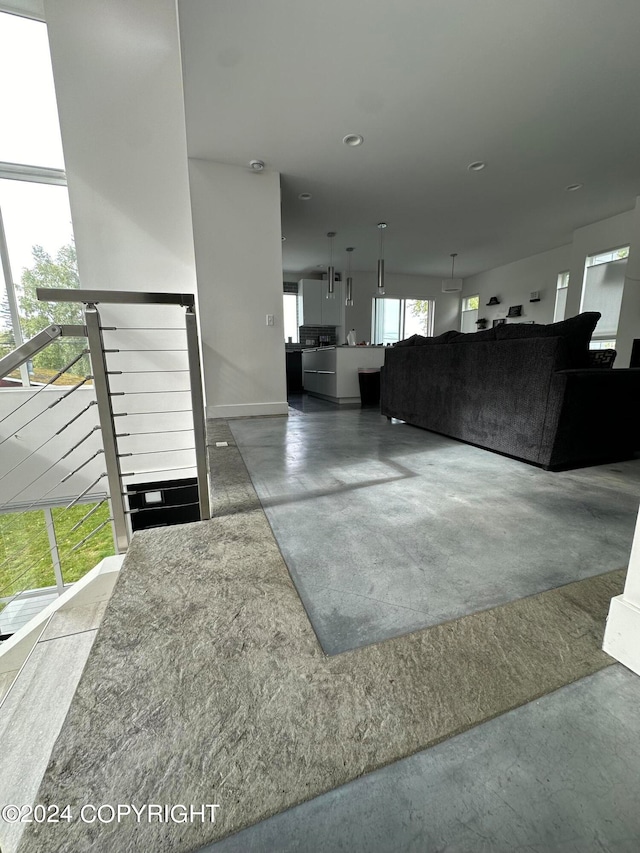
[372,298,435,345]
[460,295,479,332]
[554,271,569,322]
[0,500,114,632]
[580,246,629,348]
[283,293,298,343]
[0,10,85,389]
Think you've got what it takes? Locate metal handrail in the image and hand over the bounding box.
[35,288,211,537]
[0,324,86,381]
[35,288,195,308]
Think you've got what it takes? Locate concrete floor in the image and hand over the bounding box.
[231,399,640,654]
[5,401,638,852]
[204,664,640,853]
[200,399,640,852]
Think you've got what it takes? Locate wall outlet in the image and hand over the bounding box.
[266,314,275,326]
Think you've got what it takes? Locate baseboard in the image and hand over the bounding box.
[603,595,640,676]
[307,392,361,405]
[206,401,289,419]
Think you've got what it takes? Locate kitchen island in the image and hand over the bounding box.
[302,345,387,404]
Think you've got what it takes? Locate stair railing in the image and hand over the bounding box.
[0,289,209,635]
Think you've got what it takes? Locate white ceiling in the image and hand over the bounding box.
[178,0,640,279]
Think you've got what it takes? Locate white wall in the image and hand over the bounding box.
[611,198,640,368]
[188,160,287,419]
[565,209,634,319]
[42,0,201,483]
[344,271,461,343]
[462,244,571,326]
[604,508,640,676]
[43,0,196,301]
[461,207,639,360]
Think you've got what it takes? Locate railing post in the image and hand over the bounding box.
[84,304,130,552]
[185,306,211,520]
[44,506,65,594]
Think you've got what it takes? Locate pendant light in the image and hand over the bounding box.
[377,222,387,295]
[345,247,354,306]
[442,252,463,293]
[326,231,336,300]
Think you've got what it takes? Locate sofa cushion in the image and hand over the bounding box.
[448,328,497,342]
[494,312,601,368]
[393,334,427,347]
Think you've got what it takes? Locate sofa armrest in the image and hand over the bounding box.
[542,368,640,468]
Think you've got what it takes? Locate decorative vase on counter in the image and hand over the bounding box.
[346,329,357,346]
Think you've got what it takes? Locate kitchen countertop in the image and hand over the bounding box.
[303,345,387,352]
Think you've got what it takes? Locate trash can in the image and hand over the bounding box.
[358,367,381,407]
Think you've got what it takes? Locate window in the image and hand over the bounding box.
[283,293,298,343]
[589,340,617,351]
[580,246,629,345]
[0,500,114,627]
[0,11,64,168]
[554,271,569,323]
[372,298,435,345]
[586,246,629,267]
[460,294,479,333]
[0,10,85,389]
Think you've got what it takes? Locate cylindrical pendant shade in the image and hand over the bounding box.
[326,231,336,299]
[327,265,335,299]
[377,258,385,294]
[346,276,353,306]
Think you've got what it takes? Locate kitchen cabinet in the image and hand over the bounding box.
[302,346,386,404]
[298,279,344,328]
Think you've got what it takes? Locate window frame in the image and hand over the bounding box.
[553,271,570,323]
[282,291,299,343]
[460,294,479,333]
[580,246,629,343]
[0,10,73,388]
[371,297,435,345]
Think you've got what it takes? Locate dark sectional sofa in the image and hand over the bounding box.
[380,312,640,469]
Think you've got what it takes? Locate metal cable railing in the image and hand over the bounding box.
[0,340,111,624]
[0,290,210,639]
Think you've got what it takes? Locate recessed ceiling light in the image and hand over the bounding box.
[467,161,486,171]
[249,159,265,171]
[298,192,312,200]
[343,134,364,147]
[565,183,583,192]
[281,236,286,241]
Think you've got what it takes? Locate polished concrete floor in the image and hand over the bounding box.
[231,398,640,654]
[4,400,637,852]
[205,664,640,853]
[200,399,640,852]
